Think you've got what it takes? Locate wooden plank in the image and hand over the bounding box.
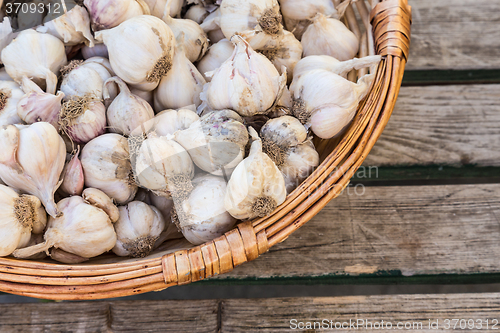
[364,84,500,168]
[407,0,500,70]
[222,294,500,332]
[216,183,500,279]
[0,300,219,333]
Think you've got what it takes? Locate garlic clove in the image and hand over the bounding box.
[0,123,66,218]
[104,77,155,136]
[185,4,210,24]
[81,133,138,205]
[17,77,64,129]
[0,80,24,127]
[224,127,286,220]
[153,108,200,137]
[197,39,234,82]
[82,187,120,223]
[112,201,166,257]
[60,147,85,196]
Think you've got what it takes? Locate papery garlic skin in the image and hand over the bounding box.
[82,187,120,223]
[154,46,206,111]
[13,192,118,259]
[82,43,109,59]
[104,77,155,136]
[0,185,47,256]
[60,60,112,101]
[163,14,209,63]
[60,148,85,196]
[95,15,176,90]
[0,123,66,218]
[84,0,149,31]
[113,201,165,257]
[301,14,358,61]
[1,30,67,95]
[224,127,286,220]
[201,35,286,117]
[174,110,249,176]
[81,134,138,204]
[17,77,64,129]
[37,5,95,46]
[176,174,236,245]
[154,108,199,137]
[197,39,234,82]
[0,80,24,127]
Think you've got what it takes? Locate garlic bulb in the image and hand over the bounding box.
[0,123,66,218]
[59,95,107,144]
[60,148,85,196]
[0,184,47,256]
[95,15,176,90]
[37,5,95,46]
[154,45,206,111]
[201,35,286,117]
[260,116,318,193]
[224,127,286,219]
[174,174,236,245]
[13,188,118,259]
[301,13,358,61]
[104,77,155,136]
[163,13,209,63]
[219,0,283,40]
[261,30,302,83]
[81,133,138,204]
[154,108,199,136]
[84,0,149,31]
[60,60,112,101]
[1,30,67,94]
[291,69,376,139]
[132,134,195,199]
[144,0,183,18]
[185,4,210,24]
[0,80,24,127]
[113,201,165,257]
[82,43,109,59]
[175,110,249,176]
[278,0,336,21]
[17,77,64,129]
[197,39,234,82]
[149,191,174,220]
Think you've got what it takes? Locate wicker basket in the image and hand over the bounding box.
[0,0,411,300]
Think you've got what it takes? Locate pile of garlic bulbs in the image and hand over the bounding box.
[0,0,381,261]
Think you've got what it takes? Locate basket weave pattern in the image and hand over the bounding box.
[0,0,411,300]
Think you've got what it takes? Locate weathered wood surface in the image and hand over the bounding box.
[364,84,500,167]
[2,294,500,332]
[407,0,499,70]
[0,300,219,333]
[217,183,500,279]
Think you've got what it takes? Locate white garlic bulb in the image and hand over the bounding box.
[59,96,107,144]
[1,30,67,94]
[280,140,319,192]
[197,39,234,82]
[301,13,358,61]
[200,35,286,117]
[37,5,95,46]
[261,30,302,83]
[81,133,138,204]
[60,60,112,101]
[12,188,118,259]
[163,13,209,63]
[175,110,249,177]
[224,127,286,219]
[60,148,85,196]
[104,77,155,136]
[113,201,165,257]
[0,123,66,218]
[0,185,47,256]
[82,43,109,59]
[185,4,210,24]
[144,0,183,18]
[154,45,206,111]
[219,0,283,40]
[132,134,195,198]
[278,0,336,21]
[174,174,236,245]
[84,0,149,31]
[0,80,24,127]
[154,108,200,137]
[95,15,176,90]
[17,77,64,129]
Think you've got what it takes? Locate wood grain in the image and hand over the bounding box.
[222,294,500,332]
[216,183,500,279]
[364,84,500,167]
[407,0,500,70]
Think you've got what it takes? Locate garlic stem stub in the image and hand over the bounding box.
[0,123,66,218]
